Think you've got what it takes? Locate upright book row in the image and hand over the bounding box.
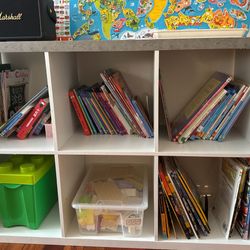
[69,69,153,138]
[159,156,250,240]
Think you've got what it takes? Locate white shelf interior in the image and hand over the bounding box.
[159,49,250,155]
[56,155,154,238]
[46,51,156,153]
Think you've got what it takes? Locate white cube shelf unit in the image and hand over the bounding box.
[1,39,250,250]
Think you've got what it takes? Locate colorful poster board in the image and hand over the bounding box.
[66,0,250,40]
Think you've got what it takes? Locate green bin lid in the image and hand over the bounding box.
[0,155,54,185]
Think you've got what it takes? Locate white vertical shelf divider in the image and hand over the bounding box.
[154,50,159,152]
[56,155,86,237]
[154,155,159,240]
[44,52,59,152]
[44,52,78,151]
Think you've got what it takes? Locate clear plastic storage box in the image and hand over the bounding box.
[72,164,148,237]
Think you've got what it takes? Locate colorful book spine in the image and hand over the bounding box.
[178,89,227,143]
[17,98,49,140]
[211,85,247,140]
[131,99,153,138]
[101,71,144,137]
[0,86,48,136]
[79,89,104,134]
[100,85,131,134]
[96,92,127,135]
[91,91,116,135]
[172,72,232,141]
[217,89,250,142]
[74,89,97,135]
[69,90,91,136]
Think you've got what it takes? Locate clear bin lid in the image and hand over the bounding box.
[0,155,54,185]
[72,164,148,211]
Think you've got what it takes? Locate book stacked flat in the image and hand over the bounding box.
[158,157,210,239]
[69,69,153,138]
[0,86,51,139]
[164,72,250,143]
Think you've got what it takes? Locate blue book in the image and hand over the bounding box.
[202,93,232,139]
[195,94,228,138]
[131,99,153,138]
[207,92,238,140]
[211,84,246,140]
[217,91,250,142]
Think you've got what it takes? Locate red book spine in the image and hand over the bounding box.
[17,98,49,140]
[68,90,91,136]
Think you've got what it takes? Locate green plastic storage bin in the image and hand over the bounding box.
[0,155,57,229]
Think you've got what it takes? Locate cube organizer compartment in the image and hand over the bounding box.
[72,164,148,237]
[0,155,57,229]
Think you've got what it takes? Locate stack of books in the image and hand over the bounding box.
[0,86,51,139]
[69,69,153,138]
[161,72,250,143]
[158,157,210,239]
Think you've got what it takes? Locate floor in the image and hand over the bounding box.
[0,245,136,250]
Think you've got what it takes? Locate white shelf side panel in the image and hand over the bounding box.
[0,204,61,244]
[154,156,159,240]
[1,52,47,98]
[45,52,78,151]
[154,51,159,152]
[56,155,86,236]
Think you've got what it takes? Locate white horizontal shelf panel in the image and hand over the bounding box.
[59,131,155,155]
[0,136,54,155]
[0,204,61,245]
[1,39,250,52]
[65,204,154,248]
[159,129,250,157]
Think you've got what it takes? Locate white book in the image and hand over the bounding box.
[213,158,243,239]
[1,69,29,122]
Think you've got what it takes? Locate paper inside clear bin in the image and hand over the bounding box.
[72,164,148,236]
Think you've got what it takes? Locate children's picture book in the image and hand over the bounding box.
[1,69,29,122]
[213,158,243,239]
[68,0,250,40]
[0,63,11,125]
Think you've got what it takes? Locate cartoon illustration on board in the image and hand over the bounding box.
[69,0,250,40]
